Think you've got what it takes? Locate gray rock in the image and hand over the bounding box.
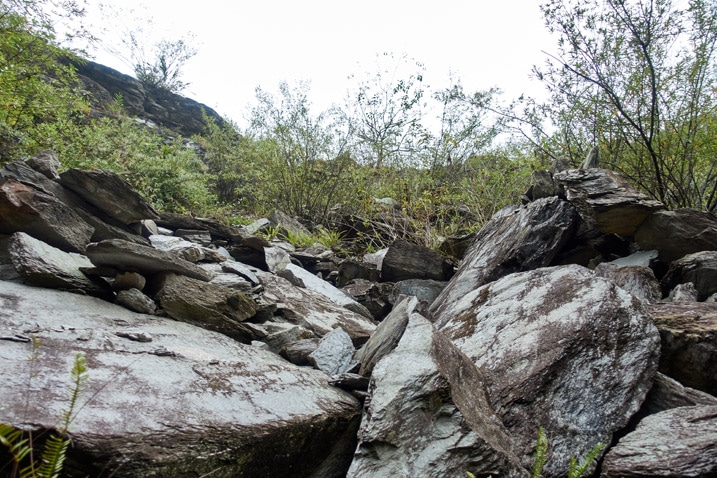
[553,168,664,236]
[341,279,392,321]
[112,271,146,291]
[668,282,699,302]
[258,272,376,346]
[594,262,662,304]
[86,239,212,282]
[264,245,292,273]
[661,250,717,301]
[152,272,258,341]
[174,228,212,246]
[390,278,446,310]
[0,279,359,477]
[243,217,270,236]
[348,313,527,478]
[268,209,311,237]
[610,249,659,267]
[433,264,660,475]
[525,169,557,200]
[0,179,95,253]
[115,288,156,314]
[25,149,60,179]
[642,372,717,415]
[581,145,600,169]
[359,296,419,377]
[59,168,160,225]
[308,328,356,375]
[363,248,388,270]
[8,232,106,295]
[221,260,260,286]
[429,197,578,320]
[381,239,454,282]
[337,259,380,287]
[601,406,717,477]
[281,338,321,365]
[635,208,717,263]
[648,301,717,395]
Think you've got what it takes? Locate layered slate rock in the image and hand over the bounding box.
[594,262,662,304]
[433,265,660,475]
[634,208,717,263]
[0,179,94,253]
[380,239,454,282]
[86,239,211,281]
[152,272,258,342]
[429,197,578,319]
[0,280,360,478]
[348,313,527,478]
[601,406,717,477]
[648,301,717,395]
[661,250,717,301]
[258,272,376,346]
[553,168,664,236]
[59,168,160,225]
[642,372,717,416]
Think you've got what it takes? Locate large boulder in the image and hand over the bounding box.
[553,168,664,236]
[0,280,360,477]
[660,250,717,301]
[348,313,527,478]
[380,239,454,282]
[648,301,717,395]
[432,264,661,476]
[594,262,662,304]
[601,406,717,477]
[634,208,717,263]
[429,197,578,319]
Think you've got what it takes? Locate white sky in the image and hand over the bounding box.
[82,0,557,128]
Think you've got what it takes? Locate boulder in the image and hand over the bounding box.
[390,278,446,311]
[381,239,454,282]
[7,232,108,296]
[25,150,60,179]
[0,280,359,477]
[152,272,257,342]
[668,282,699,302]
[0,179,95,253]
[268,209,311,237]
[341,279,392,321]
[308,328,356,376]
[258,272,376,346]
[280,338,321,366]
[648,301,717,395]
[661,250,717,301]
[59,168,160,225]
[85,239,212,281]
[634,208,717,263]
[155,211,239,243]
[601,406,717,477]
[429,197,578,319]
[642,372,717,416]
[553,168,664,236]
[594,262,662,304]
[432,264,660,475]
[348,313,527,478]
[115,287,156,314]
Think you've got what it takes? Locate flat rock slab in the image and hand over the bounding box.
[433,264,660,475]
[0,280,360,477]
[59,168,160,224]
[648,301,717,395]
[85,239,211,281]
[553,168,664,236]
[635,208,717,263]
[601,405,717,477]
[381,239,454,282]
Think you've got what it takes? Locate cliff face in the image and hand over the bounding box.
[74,60,225,137]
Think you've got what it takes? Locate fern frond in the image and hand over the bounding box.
[530,426,548,478]
[22,434,69,478]
[0,423,32,464]
[60,353,88,431]
[567,442,606,478]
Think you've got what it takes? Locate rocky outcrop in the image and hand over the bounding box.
[74,60,224,137]
[432,265,661,475]
[660,250,717,301]
[601,406,717,477]
[380,239,454,282]
[0,280,360,478]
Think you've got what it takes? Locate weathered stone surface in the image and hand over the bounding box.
[112,271,146,291]
[610,249,660,267]
[642,372,717,416]
[553,168,664,236]
[268,209,311,237]
[358,296,419,377]
[220,260,260,285]
[635,208,717,263]
[59,168,159,224]
[668,282,699,302]
[25,150,60,179]
[8,232,107,295]
[429,197,578,319]
[281,338,320,366]
[390,278,446,310]
[0,179,95,253]
[661,250,717,301]
[149,234,207,262]
[258,272,376,346]
[0,279,359,477]
[524,169,557,200]
[86,239,212,281]
[337,259,380,287]
[155,211,239,243]
[433,265,660,475]
[152,272,257,341]
[341,279,392,321]
[648,301,717,395]
[308,328,356,376]
[115,287,156,314]
[437,232,476,260]
[348,313,527,478]
[601,406,717,477]
[381,239,454,282]
[594,262,662,304]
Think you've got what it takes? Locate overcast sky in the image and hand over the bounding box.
[83,0,557,128]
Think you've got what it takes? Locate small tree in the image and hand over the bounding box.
[131,36,197,93]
